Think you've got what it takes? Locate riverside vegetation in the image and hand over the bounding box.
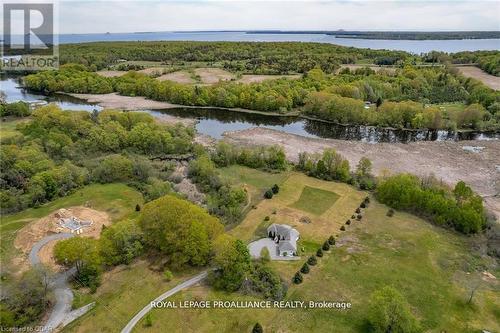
[24,59,500,131]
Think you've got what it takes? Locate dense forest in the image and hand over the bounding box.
[0,105,194,213]
[58,41,410,72]
[24,63,500,130]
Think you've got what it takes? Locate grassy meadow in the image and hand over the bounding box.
[2,164,496,333]
[131,196,500,333]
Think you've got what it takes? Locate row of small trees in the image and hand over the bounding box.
[293,196,369,284]
[293,235,336,284]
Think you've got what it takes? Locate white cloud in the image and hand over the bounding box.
[54,0,500,33]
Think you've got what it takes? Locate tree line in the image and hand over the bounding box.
[376,174,486,234]
[58,41,409,73]
[24,63,500,130]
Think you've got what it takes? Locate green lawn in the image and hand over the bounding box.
[218,165,290,210]
[290,185,340,215]
[0,118,29,143]
[0,183,143,266]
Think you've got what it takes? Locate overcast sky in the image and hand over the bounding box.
[3,1,500,34]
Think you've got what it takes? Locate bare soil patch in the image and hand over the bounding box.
[153,112,196,127]
[225,127,500,217]
[67,93,179,110]
[194,68,236,84]
[14,207,110,269]
[338,64,396,74]
[456,66,500,90]
[96,70,127,78]
[237,74,301,84]
[157,71,195,84]
[138,67,165,76]
[170,163,206,205]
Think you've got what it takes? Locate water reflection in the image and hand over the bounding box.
[1,76,102,111]
[2,76,498,143]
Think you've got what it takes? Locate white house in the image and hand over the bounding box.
[267,224,300,257]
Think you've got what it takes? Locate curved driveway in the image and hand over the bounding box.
[29,233,75,332]
[121,271,208,333]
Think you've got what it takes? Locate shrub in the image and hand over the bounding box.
[252,322,263,333]
[328,235,335,245]
[264,216,270,221]
[316,248,323,257]
[322,241,330,251]
[360,202,366,208]
[144,313,153,327]
[387,209,394,217]
[135,204,141,211]
[340,225,346,231]
[346,220,351,225]
[355,207,361,213]
[364,196,370,203]
[264,190,274,199]
[260,247,270,262]
[307,256,317,266]
[357,214,362,220]
[368,286,421,333]
[272,184,280,194]
[300,216,311,224]
[292,272,303,284]
[300,263,310,274]
[163,269,173,282]
[246,262,286,300]
[351,215,356,219]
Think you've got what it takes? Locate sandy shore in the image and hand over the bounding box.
[67,93,180,110]
[65,92,299,116]
[224,127,500,218]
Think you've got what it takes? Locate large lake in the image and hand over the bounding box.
[49,31,500,53]
[2,76,498,143]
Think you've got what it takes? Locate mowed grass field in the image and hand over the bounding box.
[290,185,340,215]
[0,183,143,266]
[132,197,500,333]
[228,170,366,243]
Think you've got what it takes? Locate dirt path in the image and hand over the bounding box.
[224,127,500,218]
[456,66,500,90]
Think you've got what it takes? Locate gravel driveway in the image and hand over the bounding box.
[29,233,75,332]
